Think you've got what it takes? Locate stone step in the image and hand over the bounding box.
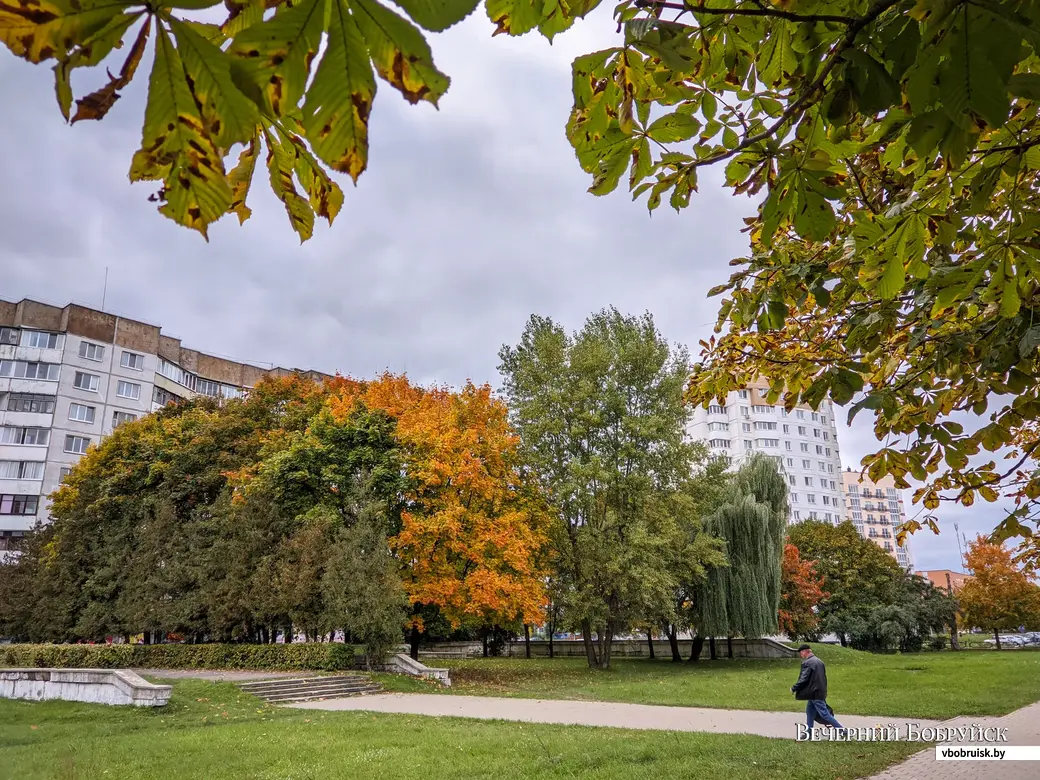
[238,675,366,692]
[260,685,383,703]
[243,680,376,698]
[237,674,381,703]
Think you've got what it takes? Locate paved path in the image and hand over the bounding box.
[135,669,319,683]
[289,693,942,740]
[868,700,1040,780]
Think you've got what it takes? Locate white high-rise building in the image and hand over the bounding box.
[0,297,328,558]
[687,380,846,523]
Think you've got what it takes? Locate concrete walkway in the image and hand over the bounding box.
[288,693,942,740]
[868,700,1040,780]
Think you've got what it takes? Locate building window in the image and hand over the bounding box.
[788,476,797,486]
[742,422,752,432]
[825,512,832,522]
[64,435,91,455]
[796,410,805,419]
[68,403,96,423]
[220,385,244,400]
[786,458,794,467]
[781,408,789,417]
[753,421,777,431]
[797,426,807,435]
[73,371,100,392]
[0,327,18,345]
[886,488,898,498]
[756,438,780,447]
[157,358,198,391]
[20,330,62,349]
[707,422,729,432]
[0,461,45,480]
[824,447,831,456]
[821,415,828,424]
[848,485,859,495]
[707,404,726,415]
[752,405,774,414]
[120,351,144,370]
[802,459,811,468]
[0,360,60,380]
[59,466,72,482]
[791,491,799,501]
[811,412,819,422]
[883,542,892,551]
[804,477,814,487]
[823,431,830,441]
[79,342,105,361]
[116,380,141,400]
[828,464,834,473]
[744,439,753,449]
[112,411,137,427]
[807,493,816,503]
[852,510,862,520]
[785,441,792,450]
[800,443,809,452]
[782,424,790,433]
[0,427,49,446]
[738,390,749,399]
[830,480,837,490]
[5,393,55,414]
[850,498,860,508]
[822,495,830,506]
[794,510,801,520]
[741,406,750,417]
[0,494,38,515]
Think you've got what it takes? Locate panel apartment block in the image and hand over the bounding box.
[841,468,914,571]
[687,379,846,524]
[0,298,328,556]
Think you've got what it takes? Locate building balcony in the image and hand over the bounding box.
[0,378,59,394]
[0,411,54,428]
[0,478,45,496]
[0,514,39,533]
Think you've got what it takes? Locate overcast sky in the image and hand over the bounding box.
[0,9,996,572]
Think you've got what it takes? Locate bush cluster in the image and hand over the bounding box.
[0,643,356,671]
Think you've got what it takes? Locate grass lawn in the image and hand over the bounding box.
[0,679,918,780]
[376,644,1040,719]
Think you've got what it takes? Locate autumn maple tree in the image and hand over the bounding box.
[958,535,1040,647]
[778,543,826,639]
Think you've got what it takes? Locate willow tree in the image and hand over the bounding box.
[696,454,788,659]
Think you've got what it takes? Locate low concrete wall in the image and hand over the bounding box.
[358,650,451,686]
[0,668,172,707]
[504,638,797,660]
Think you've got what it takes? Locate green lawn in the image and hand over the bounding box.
[376,644,1040,719]
[0,679,918,780]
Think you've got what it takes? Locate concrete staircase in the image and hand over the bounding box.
[237,674,381,704]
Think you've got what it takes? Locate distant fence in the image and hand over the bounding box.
[418,638,796,660]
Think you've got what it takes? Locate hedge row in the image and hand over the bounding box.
[0,642,357,671]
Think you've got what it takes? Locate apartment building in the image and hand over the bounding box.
[841,468,913,571]
[687,379,846,523]
[0,298,328,555]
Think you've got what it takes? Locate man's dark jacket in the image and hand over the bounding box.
[791,653,828,700]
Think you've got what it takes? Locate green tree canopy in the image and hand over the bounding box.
[698,453,788,639]
[498,308,723,669]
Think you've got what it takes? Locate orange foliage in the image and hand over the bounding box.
[778,543,827,637]
[328,373,550,628]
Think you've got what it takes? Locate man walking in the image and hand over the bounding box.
[791,644,844,734]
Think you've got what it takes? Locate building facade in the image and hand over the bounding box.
[0,298,327,555]
[687,380,846,524]
[841,468,913,571]
[921,569,971,591]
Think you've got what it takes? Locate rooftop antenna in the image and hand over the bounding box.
[101,267,109,311]
[954,522,965,570]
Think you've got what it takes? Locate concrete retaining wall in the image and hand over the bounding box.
[0,668,172,707]
[416,637,796,660]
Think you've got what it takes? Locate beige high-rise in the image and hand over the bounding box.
[841,467,913,571]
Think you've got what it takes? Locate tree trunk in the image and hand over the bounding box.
[727,635,734,659]
[548,630,554,659]
[646,628,655,659]
[581,619,599,668]
[945,574,960,650]
[838,632,848,647]
[524,624,531,659]
[597,623,614,670]
[688,634,704,663]
[667,625,682,662]
[143,631,151,646]
[285,626,293,643]
[482,627,489,658]
[994,629,1002,651]
[709,636,717,660]
[409,625,421,660]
